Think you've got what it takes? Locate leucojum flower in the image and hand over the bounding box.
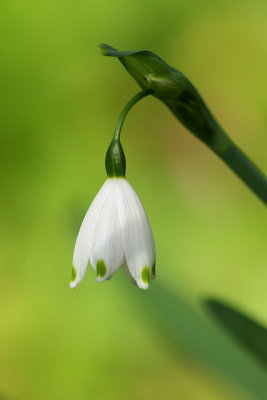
[71,91,156,290]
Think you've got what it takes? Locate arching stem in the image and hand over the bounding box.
[113,89,152,142]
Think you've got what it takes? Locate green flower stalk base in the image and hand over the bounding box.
[99,43,267,205]
[105,90,152,178]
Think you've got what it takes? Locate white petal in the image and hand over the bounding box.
[71,179,113,288]
[90,179,124,282]
[116,179,156,290]
[121,262,137,286]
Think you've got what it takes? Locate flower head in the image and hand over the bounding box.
[71,177,155,289]
[71,90,156,290]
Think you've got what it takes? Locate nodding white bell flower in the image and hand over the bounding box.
[71,139,156,290]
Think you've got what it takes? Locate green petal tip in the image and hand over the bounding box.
[96,260,107,278]
[142,266,150,284]
[71,266,76,282]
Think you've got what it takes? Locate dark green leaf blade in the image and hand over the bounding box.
[117,278,267,400]
[205,299,267,369]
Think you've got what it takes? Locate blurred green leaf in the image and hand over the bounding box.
[205,299,267,370]
[121,281,267,399]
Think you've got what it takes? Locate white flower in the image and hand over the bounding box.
[71,177,156,290]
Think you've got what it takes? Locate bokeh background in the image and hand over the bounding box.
[1,0,267,399]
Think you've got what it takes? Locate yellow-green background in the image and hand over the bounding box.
[1,0,267,399]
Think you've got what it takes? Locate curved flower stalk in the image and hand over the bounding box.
[71,91,155,290]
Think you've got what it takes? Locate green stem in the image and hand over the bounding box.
[105,89,152,177]
[167,94,267,205]
[214,138,267,205]
[113,89,152,141]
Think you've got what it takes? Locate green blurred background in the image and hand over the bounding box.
[1,0,267,399]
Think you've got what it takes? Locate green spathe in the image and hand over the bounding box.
[97,260,107,278]
[99,43,267,205]
[99,43,229,152]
